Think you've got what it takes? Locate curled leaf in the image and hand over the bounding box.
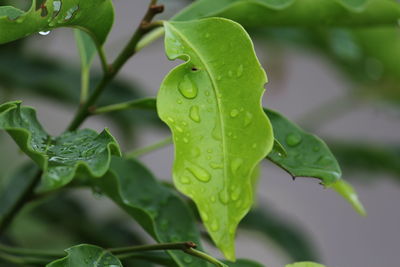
[157,18,274,260]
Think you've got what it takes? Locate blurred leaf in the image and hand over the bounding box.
[0,101,121,192]
[330,142,400,180]
[265,109,365,215]
[286,262,326,267]
[158,18,274,261]
[74,29,97,101]
[173,0,400,27]
[0,0,114,45]
[223,259,264,267]
[93,157,209,267]
[46,244,122,267]
[241,207,318,262]
[0,163,38,229]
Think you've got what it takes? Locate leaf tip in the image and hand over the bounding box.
[329,180,367,216]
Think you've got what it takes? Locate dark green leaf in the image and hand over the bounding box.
[93,157,209,267]
[0,101,121,192]
[265,109,365,215]
[241,207,318,262]
[46,244,122,267]
[158,18,274,260]
[173,0,400,27]
[223,259,264,267]
[0,0,114,45]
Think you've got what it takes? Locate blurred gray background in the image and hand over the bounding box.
[1,1,400,267]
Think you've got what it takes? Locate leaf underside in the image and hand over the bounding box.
[0,0,114,45]
[0,101,121,192]
[265,109,365,215]
[173,0,400,27]
[157,18,274,260]
[46,244,122,267]
[93,157,208,267]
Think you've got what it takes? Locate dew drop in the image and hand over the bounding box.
[317,155,333,166]
[243,111,253,127]
[230,109,239,118]
[313,146,320,152]
[53,1,62,12]
[209,162,223,169]
[178,75,198,99]
[64,6,79,20]
[231,187,241,201]
[210,220,219,231]
[252,143,257,148]
[228,70,233,77]
[216,75,222,81]
[177,99,183,104]
[39,30,51,36]
[184,256,193,263]
[285,133,302,147]
[187,164,211,182]
[205,33,210,38]
[183,137,189,143]
[212,123,222,141]
[200,211,209,222]
[236,64,244,77]
[219,190,229,204]
[231,158,243,174]
[210,196,216,203]
[191,147,201,158]
[175,125,184,133]
[189,105,201,123]
[167,117,175,123]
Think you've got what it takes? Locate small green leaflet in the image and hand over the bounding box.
[265,109,365,216]
[286,262,326,267]
[0,0,114,45]
[93,157,208,267]
[157,18,274,260]
[0,101,121,192]
[46,244,122,267]
[173,0,400,27]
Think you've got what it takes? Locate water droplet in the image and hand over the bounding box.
[216,75,222,81]
[210,220,219,231]
[210,162,223,169]
[231,187,241,201]
[252,143,257,148]
[207,149,213,153]
[39,30,51,36]
[228,70,233,77]
[219,190,229,204]
[212,123,222,141]
[244,111,253,127]
[187,164,211,182]
[200,211,209,222]
[230,109,239,118]
[205,33,210,38]
[286,133,302,147]
[191,147,201,158]
[189,105,201,122]
[229,226,235,235]
[177,99,183,104]
[167,117,175,123]
[236,64,243,77]
[205,91,210,96]
[211,196,216,203]
[64,5,79,20]
[178,75,198,99]
[53,1,62,13]
[313,146,320,152]
[184,256,193,263]
[231,158,243,174]
[183,137,189,143]
[317,155,333,166]
[175,125,184,133]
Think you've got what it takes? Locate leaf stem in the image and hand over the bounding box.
[185,248,228,267]
[0,243,64,258]
[66,0,164,131]
[126,136,172,158]
[93,97,156,114]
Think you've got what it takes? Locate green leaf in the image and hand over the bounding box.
[173,0,400,27]
[223,259,264,267]
[93,157,208,267]
[286,262,326,267]
[46,244,122,267]
[0,0,114,45]
[0,163,38,227]
[157,18,274,260]
[74,29,97,101]
[241,207,318,261]
[265,109,365,216]
[0,101,121,192]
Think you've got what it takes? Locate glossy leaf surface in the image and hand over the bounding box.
[157,18,274,260]
[286,262,326,267]
[93,157,208,267]
[0,101,121,192]
[174,0,400,27]
[265,109,365,215]
[46,244,122,267]
[0,0,114,45]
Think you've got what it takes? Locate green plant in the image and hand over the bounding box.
[2,0,399,266]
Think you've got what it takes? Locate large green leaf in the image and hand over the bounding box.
[265,109,365,216]
[157,18,274,260]
[286,263,326,267]
[241,207,318,262]
[173,0,400,27]
[0,101,121,192]
[93,157,209,267]
[0,0,114,45]
[46,244,122,267]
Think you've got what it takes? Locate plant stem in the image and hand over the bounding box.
[136,26,165,52]
[126,136,172,158]
[93,97,156,115]
[0,244,64,258]
[66,0,164,131]
[185,248,228,267]
[0,251,50,266]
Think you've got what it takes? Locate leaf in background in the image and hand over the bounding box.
[173,0,400,27]
[286,262,326,267]
[0,163,38,227]
[46,244,122,267]
[157,18,274,260]
[0,0,114,45]
[93,157,209,267]
[0,101,121,192]
[241,207,318,262]
[330,142,400,181]
[74,29,97,101]
[222,259,264,267]
[265,109,365,216]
